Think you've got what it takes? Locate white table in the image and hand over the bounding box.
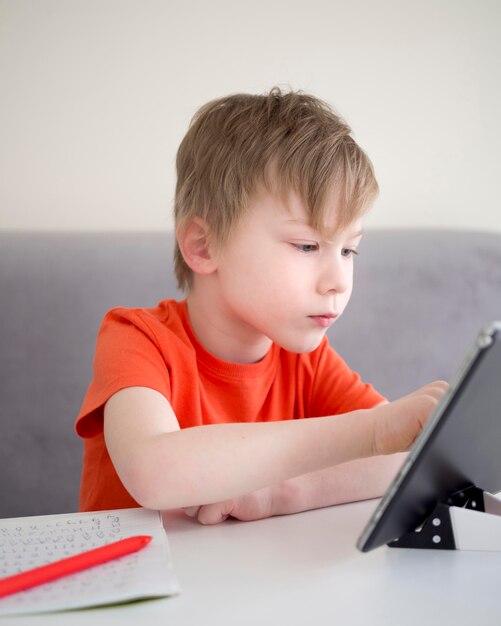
[4,499,501,625]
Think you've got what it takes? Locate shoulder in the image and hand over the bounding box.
[92,299,197,369]
[76,300,192,437]
[99,299,188,340]
[101,298,180,328]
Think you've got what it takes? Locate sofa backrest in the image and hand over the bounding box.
[1,230,500,518]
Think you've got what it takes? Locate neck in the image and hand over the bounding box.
[185,282,272,364]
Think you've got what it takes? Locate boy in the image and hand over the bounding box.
[76,88,446,524]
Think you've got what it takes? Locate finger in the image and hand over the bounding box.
[406,380,448,401]
[424,380,449,395]
[197,501,234,525]
[183,506,201,518]
[421,383,449,405]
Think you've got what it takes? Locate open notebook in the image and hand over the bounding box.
[0,507,180,616]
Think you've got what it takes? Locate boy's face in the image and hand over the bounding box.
[211,186,363,357]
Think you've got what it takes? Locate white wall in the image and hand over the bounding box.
[1,0,500,232]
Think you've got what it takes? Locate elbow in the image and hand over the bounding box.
[124,472,163,511]
[114,444,187,511]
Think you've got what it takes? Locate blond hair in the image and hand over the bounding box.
[174,87,378,291]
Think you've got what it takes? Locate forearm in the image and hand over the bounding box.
[106,381,445,513]
[121,411,376,511]
[184,452,407,525]
[270,452,407,516]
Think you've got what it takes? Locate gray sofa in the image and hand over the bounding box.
[1,230,500,519]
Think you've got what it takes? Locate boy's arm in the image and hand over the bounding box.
[184,452,405,524]
[104,383,445,511]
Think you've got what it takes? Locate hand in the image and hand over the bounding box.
[371,380,448,456]
[183,485,276,525]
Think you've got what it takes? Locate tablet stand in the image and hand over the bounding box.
[387,486,501,551]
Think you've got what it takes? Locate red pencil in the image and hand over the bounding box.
[0,535,152,599]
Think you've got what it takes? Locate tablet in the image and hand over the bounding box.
[357,321,501,552]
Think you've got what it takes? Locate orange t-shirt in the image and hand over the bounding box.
[75,299,384,511]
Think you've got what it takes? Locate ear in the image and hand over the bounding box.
[176,218,218,276]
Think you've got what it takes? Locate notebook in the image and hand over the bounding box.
[0,507,180,616]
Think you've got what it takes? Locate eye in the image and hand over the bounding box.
[292,242,319,253]
[341,248,359,258]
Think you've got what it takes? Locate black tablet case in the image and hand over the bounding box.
[358,324,501,552]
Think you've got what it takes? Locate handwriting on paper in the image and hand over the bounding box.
[0,508,179,616]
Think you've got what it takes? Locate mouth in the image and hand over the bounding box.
[308,313,338,328]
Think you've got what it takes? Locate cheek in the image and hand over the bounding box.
[230,247,290,289]
[341,280,354,308]
[224,259,294,319]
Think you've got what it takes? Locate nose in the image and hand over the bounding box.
[316,255,352,296]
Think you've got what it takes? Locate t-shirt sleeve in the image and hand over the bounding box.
[308,338,386,417]
[75,309,172,439]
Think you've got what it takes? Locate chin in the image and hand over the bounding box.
[277,334,325,355]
